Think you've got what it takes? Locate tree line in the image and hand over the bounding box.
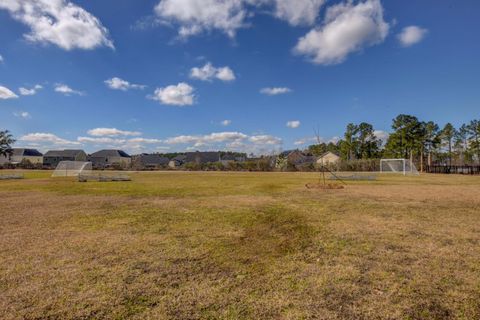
[308,114,480,169]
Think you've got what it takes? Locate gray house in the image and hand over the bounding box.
[134,154,170,169]
[0,148,43,165]
[43,150,87,168]
[185,152,220,164]
[89,150,131,168]
[168,155,187,168]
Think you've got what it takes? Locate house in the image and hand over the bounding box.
[276,150,316,170]
[43,149,87,168]
[185,152,220,164]
[0,148,43,165]
[220,153,247,166]
[281,150,316,165]
[168,155,187,168]
[316,151,340,165]
[89,150,131,168]
[133,153,170,169]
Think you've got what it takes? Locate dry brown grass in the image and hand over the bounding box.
[1,172,480,319]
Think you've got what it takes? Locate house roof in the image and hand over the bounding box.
[44,149,85,157]
[172,155,187,162]
[138,154,169,165]
[185,151,220,163]
[90,149,131,158]
[221,154,237,161]
[318,151,340,158]
[12,148,43,157]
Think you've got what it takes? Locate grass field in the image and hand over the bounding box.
[1,171,480,319]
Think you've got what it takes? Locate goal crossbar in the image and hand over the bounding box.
[380,159,419,176]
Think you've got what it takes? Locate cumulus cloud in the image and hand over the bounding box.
[20,132,80,146]
[13,111,31,119]
[397,26,428,47]
[0,85,19,99]
[190,63,236,82]
[54,83,84,96]
[128,137,163,144]
[221,120,232,126]
[153,0,326,38]
[105,77,146,91]
[0,54,3,63]
[374,129,389,144]
[87,128,142,137]
[19,84,43,96]
[0,0,114,50]
[165,131,248,145]
[77,136,126,144]
[150,82,195,106]
[260,87,292,95]
[163,130,282,153]
[286,120,301,129]
[249,135,282,145]
[77,135,164,154]
[273,0,325,26]
[294,0,389,65]
[154,0,248,38]
[294,137,317,146]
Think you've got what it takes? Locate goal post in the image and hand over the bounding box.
[380,159,419,176]
[52,161,93,177]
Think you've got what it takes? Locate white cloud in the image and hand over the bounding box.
[0,54,3,63]
[163,130,282,154]
[286,120,301,129]
[20,132,80,146]
[150,82,195,106]
[374,129,389,143]
[105,77,146,91]
[0,85,19,99]
[77,136,164,154]
[153,0,326,38]
[397,26,428,47]
[190,63,236,82]
[128,137,162,144]
[19,84,43,96]
[77,136,126,144]
[87,128,142,137]
[0,0,113,51]
[154,0,248,38]
[260,87,292,95]
[221,120,232,126]
[249,135,282,145]
[273,0,325,26]
[294,137,316,146]
[165,131,248,145]
[13,111,31,119]
[294,0,389,65]
[54,83,84,96]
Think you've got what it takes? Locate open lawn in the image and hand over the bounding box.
[1,171,480,319]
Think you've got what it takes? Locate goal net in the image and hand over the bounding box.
[52,161,92,177]
[380,159,419,175]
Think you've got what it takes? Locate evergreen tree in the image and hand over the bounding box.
[418,121,440,170]
[356,122,381,159]
[466,120,480,163]
[454,124,470,164]
[339,123,358,160]
[0,130,15,157]
[384,115,424,160]
[440,123,456,165]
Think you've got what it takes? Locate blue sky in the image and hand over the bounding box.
[0,0,479,155]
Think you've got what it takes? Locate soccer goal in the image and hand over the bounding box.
[380,159,419,176]
[52,161,92,177]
